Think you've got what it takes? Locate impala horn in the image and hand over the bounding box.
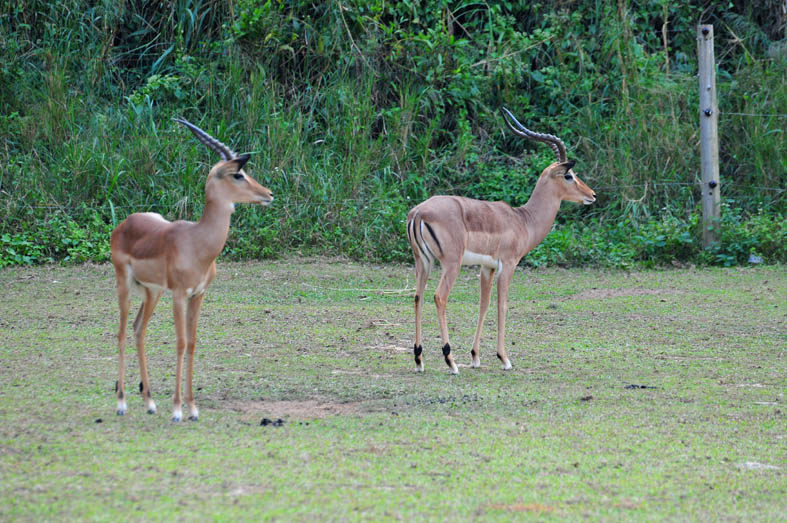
[173,117,237,161]
[501,107,567,163]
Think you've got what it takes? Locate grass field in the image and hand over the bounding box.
[0,260,785,520]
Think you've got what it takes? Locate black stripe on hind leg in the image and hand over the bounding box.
[423,221,444,257]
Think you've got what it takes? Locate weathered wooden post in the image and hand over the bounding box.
[697,25,721,248]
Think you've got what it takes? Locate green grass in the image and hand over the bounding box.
[1,260,785,519]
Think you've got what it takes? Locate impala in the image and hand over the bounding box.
[407,107,596,374]
[112,118,273,421]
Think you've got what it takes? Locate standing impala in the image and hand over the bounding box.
[112,118,273,421]
[407,107,596,374]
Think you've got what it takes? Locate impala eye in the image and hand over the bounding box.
[233,173,244,180]
[564,174,574,181]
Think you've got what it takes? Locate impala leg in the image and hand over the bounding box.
[185,293,205,421]
[470,266,495,368]
[134,288,161,414]
[413,256,431,372]
[171,291,188,422]
[434,263,460,374]
[115,275,131,416]
[496,266,515,370]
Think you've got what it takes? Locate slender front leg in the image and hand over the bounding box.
[413,256,430,372]
[115,278,131,416]
[134,288,162,414]
[185,292,205,421]
[470,266,495,368]
[171,291,188,422]
[496,265,515,370]
[434,262,460,374]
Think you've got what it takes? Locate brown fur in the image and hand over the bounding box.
[112,157,273,420]
[407,161,595,374]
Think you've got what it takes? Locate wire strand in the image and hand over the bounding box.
[720,111,787,118]
[1,181,784,216]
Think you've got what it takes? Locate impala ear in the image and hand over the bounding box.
[231,153,251,171]
[560,160,576,172]
[216,153,251,178]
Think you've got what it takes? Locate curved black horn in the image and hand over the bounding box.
[501,107,567,163]
[173,117,236,161]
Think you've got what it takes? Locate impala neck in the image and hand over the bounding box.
[194,195,235,261]
[517,177,562,251]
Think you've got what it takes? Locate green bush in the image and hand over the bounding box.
[0,206,112,267]
[0,0,784,268]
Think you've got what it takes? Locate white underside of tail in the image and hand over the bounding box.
[419,221,437,261]
[408,219,434,274]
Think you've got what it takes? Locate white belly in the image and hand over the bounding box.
[186,276,210,297]
[461,250,501,270]
[125,260,167,296]
[131,277,167,296]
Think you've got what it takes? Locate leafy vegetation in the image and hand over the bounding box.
[1,0,784,267]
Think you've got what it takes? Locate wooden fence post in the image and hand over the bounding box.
[697,25,721,248]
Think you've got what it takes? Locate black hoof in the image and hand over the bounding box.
[116,410,125,416]
[172,416,181,423]
[188,415,198,422]
[147,409,156,415]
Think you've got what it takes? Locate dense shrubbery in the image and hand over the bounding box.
[0,0,784,267]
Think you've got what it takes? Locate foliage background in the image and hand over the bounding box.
[0,0,785,267]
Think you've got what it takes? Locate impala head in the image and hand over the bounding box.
[174,117,274,206]
[207,154,274,206]
[501,107,596,205]
[542,160,596,205]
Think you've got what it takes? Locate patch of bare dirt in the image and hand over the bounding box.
[568,288,683,300]
[656,355,725,362]
[378,344,411,353]
[485,503,556,514]
[227,399,367,421]
[330,369,396,379]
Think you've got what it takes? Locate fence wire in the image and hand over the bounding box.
[720,111,787,118]
[1,179,783,217]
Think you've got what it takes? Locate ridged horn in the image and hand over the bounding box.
[173,117,236,161]
[501,107,567,163]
